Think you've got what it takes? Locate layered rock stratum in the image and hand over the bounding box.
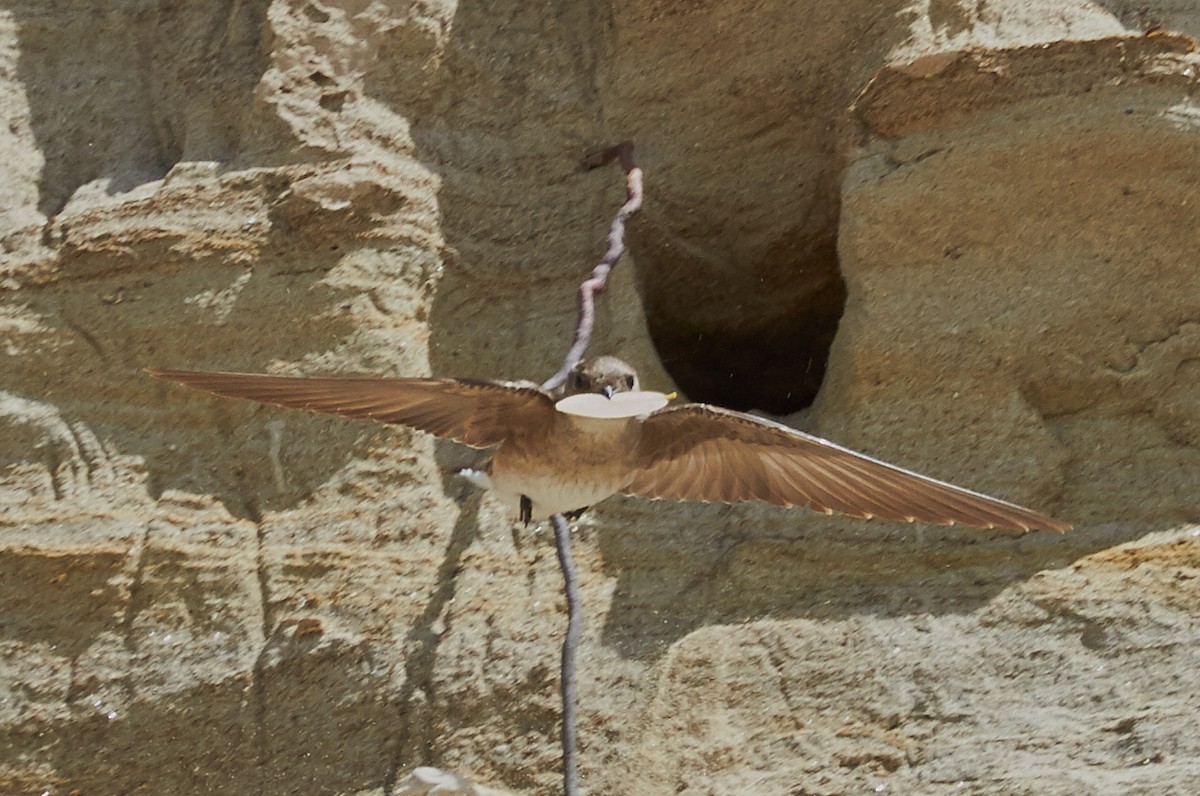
[2,1,1199,794]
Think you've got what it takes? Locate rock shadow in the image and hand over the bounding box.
[1,646,395,796]
[3,249,369,520]
[596,492,1172,660]
[9,0,272,218]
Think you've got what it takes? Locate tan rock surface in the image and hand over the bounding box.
[2,2,1200,795]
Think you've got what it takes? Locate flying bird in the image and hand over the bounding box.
[148,357,1069,532]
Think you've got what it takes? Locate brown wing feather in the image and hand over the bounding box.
[624,404,1069,532]
[148,369,556,449]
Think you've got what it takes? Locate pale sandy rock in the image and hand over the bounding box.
[392,765,517,795]
[2,1,1200,795]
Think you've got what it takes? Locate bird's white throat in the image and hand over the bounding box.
[555,390,669,418]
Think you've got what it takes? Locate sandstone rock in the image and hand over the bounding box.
[2,1,1199,795]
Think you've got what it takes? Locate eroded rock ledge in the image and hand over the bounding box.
[2,2,1199,794]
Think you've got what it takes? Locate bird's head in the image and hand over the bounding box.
[567,356,640,398]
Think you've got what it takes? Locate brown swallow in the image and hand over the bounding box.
[148,356,1069,532]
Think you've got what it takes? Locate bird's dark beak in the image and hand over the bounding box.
[602,385,616,399]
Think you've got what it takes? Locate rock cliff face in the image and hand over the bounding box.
[2,1,1199,794]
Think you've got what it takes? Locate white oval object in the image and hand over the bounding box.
[555,390,670,418]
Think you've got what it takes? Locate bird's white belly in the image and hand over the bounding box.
[489,469,627,520]
[485,414,640,520]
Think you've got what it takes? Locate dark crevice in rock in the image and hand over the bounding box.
[638,231,847,414]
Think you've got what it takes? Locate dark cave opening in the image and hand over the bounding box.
[638,234,847,416]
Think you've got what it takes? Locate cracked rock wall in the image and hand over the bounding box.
[2,1,1200,795]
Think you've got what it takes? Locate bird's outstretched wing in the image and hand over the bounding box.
[623,404,1069,532]
[148,369,556,449]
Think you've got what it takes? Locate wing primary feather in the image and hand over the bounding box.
[148,368,555,449]
[894,474,1023,528]
[803,456,899,517]
[633,403,1067,532]
[753,450,810,508]
[756,451,802,508]
[718,442,749,502]
[735,445,772,503]
[785,456,864,517]
[836,457,995,527]
[813,455,930,522]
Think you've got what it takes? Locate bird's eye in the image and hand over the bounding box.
[624,375,635,389]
